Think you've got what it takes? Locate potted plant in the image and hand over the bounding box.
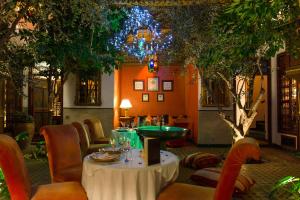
[269,176,300,199]
[15,131,30,150]
[13,112,35,148]
[0,168,10,200]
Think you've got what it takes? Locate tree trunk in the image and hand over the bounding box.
[217,62,265,142]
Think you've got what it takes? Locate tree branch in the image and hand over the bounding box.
[237,77,246,98]
[219,112,243,142]
[248,58,265,117]
[248,87,265,117]
[217,71,249,133]
[217,72,242,108]
[243,111,257,137]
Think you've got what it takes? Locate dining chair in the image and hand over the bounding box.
[83,118,110,144]
[157,137,260,200]
[40,124,83,183]
[0,134,87,200]
[72,121,110,156]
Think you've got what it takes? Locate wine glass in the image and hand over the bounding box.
[110,138,116,150]
[123,140,131,162]
[118,136,126,147]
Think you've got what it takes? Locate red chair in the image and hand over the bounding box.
[40,125,83,183]
[0,134,87,200]
[157,137,260,200]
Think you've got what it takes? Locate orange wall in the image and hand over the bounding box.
[113,69,120,128]
[119,65,186,117]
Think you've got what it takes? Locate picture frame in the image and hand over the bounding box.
[142,93,149,102]
[147,77,159,92]
[162,80,174,91]
[157,93,164,102]
[133,80,144,91]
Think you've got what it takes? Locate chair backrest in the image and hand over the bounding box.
[137,116,147,127]
[0,134,31,200]
[40,125,82,182]
[83,119,105,143]
[72,122,91,156]
[214,137,260,200]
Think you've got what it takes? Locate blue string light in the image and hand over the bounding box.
[111,6,173,62]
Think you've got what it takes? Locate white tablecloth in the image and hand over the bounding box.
[82,149,179,200]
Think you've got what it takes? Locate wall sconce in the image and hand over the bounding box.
[120,99,132,117]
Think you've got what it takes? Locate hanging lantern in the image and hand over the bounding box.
[110,6,173,62]
[148,54,158,73]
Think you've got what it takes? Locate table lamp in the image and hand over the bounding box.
[120,99,132,117]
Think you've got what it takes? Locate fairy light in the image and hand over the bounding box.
[111,6,173,62]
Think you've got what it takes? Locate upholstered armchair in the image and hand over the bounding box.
[40,125,83,183]
[0,134,87,200]
[72,122,110,156]
[157,137,260,200]
[83,119,110,144]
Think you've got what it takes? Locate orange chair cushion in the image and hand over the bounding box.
[53,165,82,183]
[157,183,215,200]
[180,152,222,169]
[190,167,255,194]
[32,182,87,200]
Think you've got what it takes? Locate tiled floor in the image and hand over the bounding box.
[26,144,300,200]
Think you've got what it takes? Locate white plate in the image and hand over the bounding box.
[91,152,120,162]
[99,147,122,155]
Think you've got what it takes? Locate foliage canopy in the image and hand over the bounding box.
[0,0,126,86]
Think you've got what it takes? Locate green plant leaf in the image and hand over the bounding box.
[270,176,300,199]
[15,131,29,142]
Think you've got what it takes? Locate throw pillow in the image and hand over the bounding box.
[190,167,255,194]
[180,152,222,169]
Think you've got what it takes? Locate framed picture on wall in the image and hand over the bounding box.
[133,80,144,91]
[157,93,164,102]
[147,77,159,91]
[142,93,149,102]
[162,80,173,91]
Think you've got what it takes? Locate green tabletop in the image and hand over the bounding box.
[112,129,143,149]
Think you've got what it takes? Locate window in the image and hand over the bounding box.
[75,73,102,106]
[201,78,230,107]
[277,53,299,134]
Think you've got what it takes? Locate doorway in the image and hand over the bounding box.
[28,77,63,141]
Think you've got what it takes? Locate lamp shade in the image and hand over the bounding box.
[120,99,132,109]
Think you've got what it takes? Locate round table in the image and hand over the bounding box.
[82,149,179,200]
